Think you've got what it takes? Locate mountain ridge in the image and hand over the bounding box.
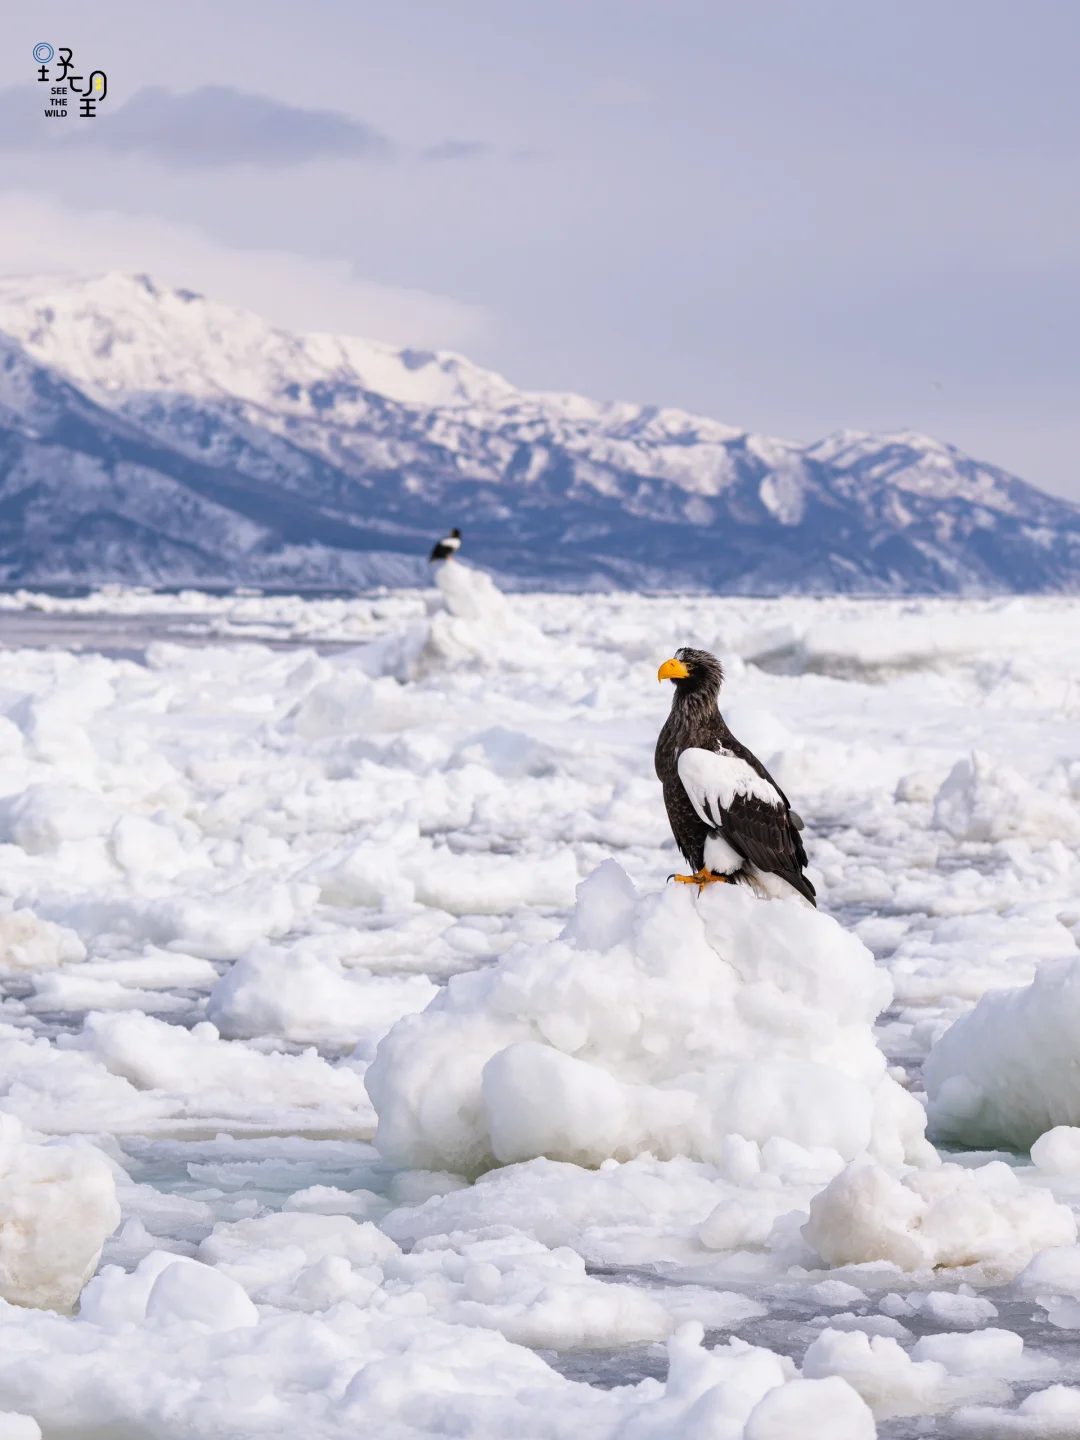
[0,271,1077,594]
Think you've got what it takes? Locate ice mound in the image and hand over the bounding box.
[622,1324,873,1440]
[0,910,85,972]
[802,1327,1012,1420]
[359,561,555,679]
[804,1160,1075,1275]
[367,861,932,1175]
[0,1116,119,1311]
[0,783,117,854]
[80,1250,257,1331]
[925,958,1080,1150]
[932,752,1080,846]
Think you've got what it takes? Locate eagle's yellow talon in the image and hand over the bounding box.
[670,869,727,888]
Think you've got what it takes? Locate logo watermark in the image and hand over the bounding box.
[34,44,108,119]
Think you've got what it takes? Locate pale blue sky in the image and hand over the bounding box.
[2,0,1078,497]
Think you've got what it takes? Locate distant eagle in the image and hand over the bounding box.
[430,527,462,562]
[655,647,816,905]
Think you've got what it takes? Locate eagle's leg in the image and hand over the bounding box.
[669,868,728,888]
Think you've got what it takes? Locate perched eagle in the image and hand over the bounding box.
[655,647,816,905]
[430,527,462,562]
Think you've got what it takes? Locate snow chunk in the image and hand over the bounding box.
[933,752,1080,846]
[0,1117,119,1311]
[81,1250,257,1332]
[1031,1127,1080,1175]
[620,1323,793,1439]
[912,1328,1024,1375]
[744,1375,875,1440]
[80,1250,198,1329]
[881,1290,998,1327]
[382,1234,679,1350]
[195,1211,399,1312]
[803,1327,1008,1419]
[382,1153,740,1255]
[154,879,319,960]
[1016,1245,1080,1300]
[0,1416,39,1440]
[207,945,437,1049]
[109,815,189,879]
[0,910,85,972]
[954,1386,1080,1435]
[283,1185,383,1218]
[144,1259,258,1332]
[367,863,931,1174]
[804,1160,1074,1275]
[199,1211,399,1271]
[926,959,1080,1150]
[0,784,117,853]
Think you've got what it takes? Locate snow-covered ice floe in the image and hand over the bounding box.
[367,862,931,1174]
[0,572,1072,1434]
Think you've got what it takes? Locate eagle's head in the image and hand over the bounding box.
[657,647,724,695]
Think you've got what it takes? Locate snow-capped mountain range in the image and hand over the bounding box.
[0,270,1077,592]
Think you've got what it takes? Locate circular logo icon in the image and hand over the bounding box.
[33,43,54,63]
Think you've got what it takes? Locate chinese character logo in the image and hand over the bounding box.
[34,43,108,119]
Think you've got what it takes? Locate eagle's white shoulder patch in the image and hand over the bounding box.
[677,746,782,828]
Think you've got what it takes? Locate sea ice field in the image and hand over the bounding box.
[0,565,1078,1437]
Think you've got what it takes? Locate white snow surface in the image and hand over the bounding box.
[0,573,1073,1433]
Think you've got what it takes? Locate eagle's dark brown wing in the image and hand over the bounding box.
[720,791,815,905]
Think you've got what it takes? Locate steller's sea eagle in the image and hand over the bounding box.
[430,528,462,562]
[655,647,816,905]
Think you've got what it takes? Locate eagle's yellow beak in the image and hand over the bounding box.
[658,657,690,682]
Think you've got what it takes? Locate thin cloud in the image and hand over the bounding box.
[87,86,394,167]
[0,85,393,168]
[420,140,492,162]
[0,85,496,170]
